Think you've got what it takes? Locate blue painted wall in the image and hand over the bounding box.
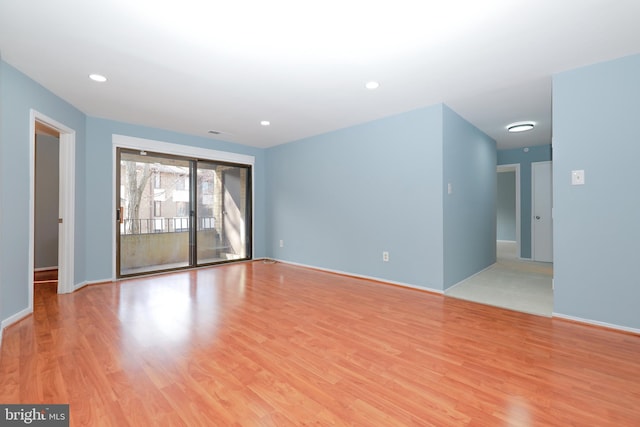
[266,105,445,289]
[497,145,551,258]
[497,171,516,241]
[266,104,496,291]
[442,106,496,289]
[0,61,266,325]
[553,54,640,329]
[84,118,266,283]
[7,49,637,333]
[0,60,87,322]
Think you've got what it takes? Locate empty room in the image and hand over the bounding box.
[1,1,639,425]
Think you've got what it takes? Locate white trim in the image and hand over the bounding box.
[273,259,444,295]
[74,278,114,291]
[553,312,640,335]
[1,308,31,328]
[1,307,32,332]
[0,307,34,350]
[30,110,76,307]
[34,266,58,272]
[497,163,521,258]
[112,134,256,280]
[74,282,89,291]
[112,134,255,165]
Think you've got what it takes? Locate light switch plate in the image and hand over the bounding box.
[571,170,585,185]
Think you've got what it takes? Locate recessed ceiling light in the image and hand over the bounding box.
[260,120,270,126]
[89,73,107,83]
[507,122,535,133]
[365,81,380,90]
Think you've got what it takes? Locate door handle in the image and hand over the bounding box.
[535,215,541,220]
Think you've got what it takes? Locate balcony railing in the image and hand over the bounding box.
[121,217,215,235]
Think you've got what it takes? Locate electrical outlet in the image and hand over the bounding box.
[382,251,389,262]
[279,240,284,248]
[571,170,585,185]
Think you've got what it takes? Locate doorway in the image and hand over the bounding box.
[29,110,76,310]
[34,123,60,285]
[497,164,521,257]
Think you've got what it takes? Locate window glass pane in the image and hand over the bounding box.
[119,151,191,275]
[197,162,250,265]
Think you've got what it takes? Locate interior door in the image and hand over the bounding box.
[532,161,553,262]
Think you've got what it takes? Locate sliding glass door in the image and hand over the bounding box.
[117,148,251,277]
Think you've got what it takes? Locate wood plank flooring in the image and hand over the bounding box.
[1,261,639,426]
[34,268,58,283]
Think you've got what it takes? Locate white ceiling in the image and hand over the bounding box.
[1,0,639,149]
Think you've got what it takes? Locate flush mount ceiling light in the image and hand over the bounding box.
[260,120,271,126]
[507,122,535,133]
[89,73,107,82]
[365,81,380,90]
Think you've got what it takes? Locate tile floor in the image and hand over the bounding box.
[445,241,553,316]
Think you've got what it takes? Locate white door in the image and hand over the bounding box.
[532,161,553,262]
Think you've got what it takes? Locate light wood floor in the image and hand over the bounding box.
[34,268,58,283]
[1,261,639,426]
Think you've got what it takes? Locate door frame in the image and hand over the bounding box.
[29,109,76,305]
[497,164,521,258]
[531,160,553,262]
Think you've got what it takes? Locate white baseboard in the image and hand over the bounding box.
[74,278,113,291]
[74,282,89,291]
[1,307,32,330]
[0,306,33,349]
[272,259,443,295]
[553,312,640,335]
[34,266,58,272]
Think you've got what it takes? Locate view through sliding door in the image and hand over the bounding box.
[117,148,251,277]
[196,162,251,265]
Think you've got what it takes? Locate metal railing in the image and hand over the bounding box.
[121,217,216,235]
